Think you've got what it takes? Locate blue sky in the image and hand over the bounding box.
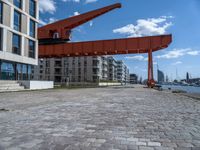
[39,0,200,81]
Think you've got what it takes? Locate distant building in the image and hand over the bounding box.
[34,56,108,84]
[116,60,129,83]
[181,78,200,85]
[34,56,129,85]
[186,72,189,83]
[165,75,169,82]
[107,56,117,81]
[157,69,165,83]
[130,74,138,84]
[0,0,39,80]
[125,66,130,83]
[139,77,143,84]
[189,78,200,84]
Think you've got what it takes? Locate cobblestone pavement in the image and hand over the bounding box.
[0,86,200,150]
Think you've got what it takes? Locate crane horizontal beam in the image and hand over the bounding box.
[39,34,172,58]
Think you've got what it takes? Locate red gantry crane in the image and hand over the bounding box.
[38,3,172,88]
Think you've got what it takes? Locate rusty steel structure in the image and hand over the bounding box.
[38,3,172,88]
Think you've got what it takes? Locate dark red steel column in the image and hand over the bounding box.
[147,49,155,88]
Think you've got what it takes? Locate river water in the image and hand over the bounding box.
[161,85,200,94]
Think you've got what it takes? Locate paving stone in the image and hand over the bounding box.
[127,138,139,142]
[175,148,192,150]
[0,86,200,149]
[139,146,154,150]
[192,148,200,150]
[161,142,177,148]
[176,142,194,148]
[148,142,161,147]
[155,147,175,150]
[136,142,147,146]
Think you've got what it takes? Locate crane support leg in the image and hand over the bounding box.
[147,49,155,88]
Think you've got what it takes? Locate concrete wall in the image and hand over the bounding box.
[99,82,121,86]
[25,0,30,14]
[19,81,54,90]
[2,3,11,26]
[6,30,12,53]
[21,14,27,34]
[24,38,29,57]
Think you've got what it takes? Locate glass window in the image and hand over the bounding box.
[14,0,22,9]
[29,40,35,58]
[0,28,2,51]
[0,62,15,80]
[0,2,3,24]
[22,64,27,80]
[29,0,36,17]
[14,10,21,31]
[16,63,22,80]
[29,19,35,37]
[27,65,32,80]
[12,33,21,55]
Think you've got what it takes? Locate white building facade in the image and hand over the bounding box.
[34,56,130,85]
[116,60,130,83]
[108,56,117,81]
[34,56,108,84]
[0,0,39,80]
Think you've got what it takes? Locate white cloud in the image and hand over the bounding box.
[156,48,200,59]
[156,48,188,59]
[172,61,182,65]
[187,51,200,56]
[125,55,147,61]
[39,18,57,26]
[39,0,56,14]
[89,21,93,27]
[113,16,173,37]
[39,19,47,26]
[48,17,57,23]
[85,0,98,4]
[73,11,80,16]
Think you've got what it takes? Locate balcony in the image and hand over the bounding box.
[54,68,62,75]
[93,56,101,61]
[102,61,108,65]
[54,61,62,68]
[93,70,100,75]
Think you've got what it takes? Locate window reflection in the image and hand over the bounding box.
[14,10,21,31]
[12,33,21,55]
[0,62,15,80]
[0,61,33,80]
[29,0,36,17]
[29,19,35,37]
[14,0,22,9]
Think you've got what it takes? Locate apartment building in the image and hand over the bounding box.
[125,65,130,83]
[34,56,130,85]
[0,0,38,80]
[116,60,125,83]
[34,56,109,84]
[108,56,117,81]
